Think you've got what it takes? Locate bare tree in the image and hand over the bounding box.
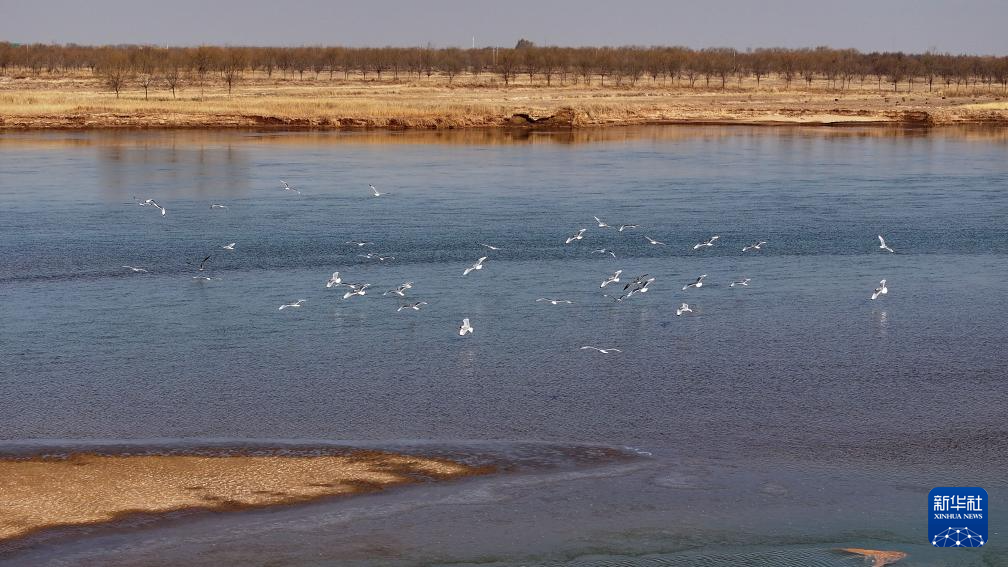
[98,49,131,98]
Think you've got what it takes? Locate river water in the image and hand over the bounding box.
[0,126,1005,565]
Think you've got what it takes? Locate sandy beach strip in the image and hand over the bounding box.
[0,451,490,544]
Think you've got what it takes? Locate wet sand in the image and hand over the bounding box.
[0,451,489,544]
[836,547,908,566]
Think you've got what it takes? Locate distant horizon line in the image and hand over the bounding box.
[2,40,1005,57]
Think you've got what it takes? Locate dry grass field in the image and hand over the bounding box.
[1,71,1007,129]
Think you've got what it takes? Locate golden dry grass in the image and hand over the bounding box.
[1,70,1007,129]
[0,451,487,543]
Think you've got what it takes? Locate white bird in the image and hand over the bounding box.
[143,199,166,216]
[280,180,300,195]
[342,283,371,300]
[870,279,888,300]
[346,240,372,247]
[384,281,415,297]
[617,224,638,232]
[481,243,501,251]
[644,236,665,246]
[192,275,215,281]
[463,256,487,276]
[624,274,651,292]
[878,235,894,253]
[637,277,656,293]
[536,298,573,305]
[742,241,767,252]
[458,318,473,336]
[675,303,692,316]
[593,216,610,228]
[580,346,622,354]
[222,242,236,250]
[682,274,708,290]
[359,253,395,261]
[600,270,623,288]
[278,299,306,310]
[122,265,148,273]
[397,301,428,312]
[729,278,751,287]
[210,203,228,209]
[693,235,719,250]
[593,248,617,258]
[369,184,383,197]
[565,228,587,244]
[325,272,343,288]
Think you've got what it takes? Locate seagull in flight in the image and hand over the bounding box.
[565,228,587,244]
[278,299,306,311]
[186,255,212,272]
[536,298,573,305]
[637,277,656,293]
[222,242,236,250]
[458,318,473,336]
[600,270,623,288]
[729,278,751,287]
[143,199,166,216]
[280,180,301,195]
[644,236,666,246]
[878,235,894,253]
[617,224,638,232]
[742,241,767,252]
[325,272,343,288]
[346,240,372,247]
[693,235,719,250]
[580,346,622,354]
[593,248,617,258]
[682,274,708,291]
[122,265,148,273]
[624,274,651,291]
[675,303,693,316]
[870,279,888,300]
[342,283,371,300]
[369,184,384,197]
[397,301,428,312]
[463,256,487,276]
[358,253,394,261]
[593,216,610,229]
[210,203,228,209]
[384,281,415,297]
[481,243,501,251]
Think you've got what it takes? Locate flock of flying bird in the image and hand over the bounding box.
[127,183,896,353]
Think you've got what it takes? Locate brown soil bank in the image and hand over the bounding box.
[2,73,1007,129]
[0,451,489,544]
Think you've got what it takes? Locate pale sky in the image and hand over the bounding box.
[1,0,1006,54]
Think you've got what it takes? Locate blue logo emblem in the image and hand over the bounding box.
[929,487,988,547]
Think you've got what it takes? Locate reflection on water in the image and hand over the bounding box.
[2,124,1008,151]
[0,126,1005,565]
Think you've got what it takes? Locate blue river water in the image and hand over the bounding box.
[0,126,1005,565]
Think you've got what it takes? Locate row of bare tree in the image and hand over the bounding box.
[2,41,1007,97]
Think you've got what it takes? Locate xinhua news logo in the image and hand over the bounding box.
[929,487,988,548]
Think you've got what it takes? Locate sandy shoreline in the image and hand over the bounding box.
[0,451,490,545]
[2,73,1006,130]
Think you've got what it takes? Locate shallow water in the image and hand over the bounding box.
[0,126,1005,565]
